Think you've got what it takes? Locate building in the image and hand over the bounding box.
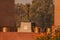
[0,0,16,32]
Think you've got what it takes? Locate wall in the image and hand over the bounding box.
[55,0,60,25]
[0,0,15,27]
[52,0,60,32]
[0,32,35,40]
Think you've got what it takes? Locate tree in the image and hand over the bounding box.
[15,0,54,32]
[30,0,54,32]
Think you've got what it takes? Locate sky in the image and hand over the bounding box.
[15,0,33,4]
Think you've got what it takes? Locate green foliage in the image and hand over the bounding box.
[36,38,41,40]
[36,34,60,40]
[15,0,54,29]
[30,0,54,32]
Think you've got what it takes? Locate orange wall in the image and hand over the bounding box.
[52,0,60,32]
[55,0,60,25]
[0,32,35,40]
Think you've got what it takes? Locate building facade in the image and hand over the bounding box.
[0,0,16,32]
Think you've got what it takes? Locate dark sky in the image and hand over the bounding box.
[15,0,33,4]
